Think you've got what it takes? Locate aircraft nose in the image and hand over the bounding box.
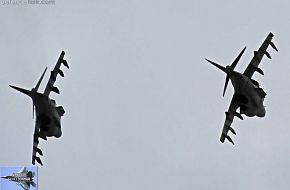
[1,176,8,179]
[257,107,266,117]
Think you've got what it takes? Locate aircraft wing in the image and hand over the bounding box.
[220,93,243,145]
[32,118,43,166]
[43,51,69,96]
[19,167,27,174]
[19,182,29,190]
[243,32,278,79]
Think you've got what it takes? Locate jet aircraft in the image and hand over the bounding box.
[205,33,278,145]
[1,167,36,190]
[10,51,69,165]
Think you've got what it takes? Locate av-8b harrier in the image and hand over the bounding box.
[10,51,69,165]
[205,33,278,145]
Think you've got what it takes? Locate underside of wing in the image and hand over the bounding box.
[19,167,27,174]
[243,32,278,79]
[220,93,243,145]
[19,182,29,190]
[32,119,44,166]
[43,51,69,96]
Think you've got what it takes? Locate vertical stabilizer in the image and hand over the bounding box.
[33,67,47,92]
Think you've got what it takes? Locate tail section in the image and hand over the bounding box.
[205,46,246,96]
[9,67,47,97]
[30,181,36,187]
[33,67,47,92]
[9,85,32,98]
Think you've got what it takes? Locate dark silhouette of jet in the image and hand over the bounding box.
[205,33,278,145]
[10,51,69,165]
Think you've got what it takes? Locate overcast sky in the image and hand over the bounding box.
[1,0,290,190]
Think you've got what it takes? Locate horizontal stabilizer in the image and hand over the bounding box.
[205,58,227,73]
[26,182,31,188]
[31,182,36,187]
[9,85,32,97]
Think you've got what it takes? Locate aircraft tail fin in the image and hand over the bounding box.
[231,46,246,69]
[223,46,246,96]
[31,181,36,187]
[33,67,47,92]
[27,171,35,177]
[205,46,246,96]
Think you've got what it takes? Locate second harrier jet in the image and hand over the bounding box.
[205,32,278,145]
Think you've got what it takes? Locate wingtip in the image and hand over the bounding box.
[269,32,274,37]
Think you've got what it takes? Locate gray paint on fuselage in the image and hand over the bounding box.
[229,71,265,117]
[32,92,62,138]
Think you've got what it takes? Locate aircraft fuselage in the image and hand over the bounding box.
[1,175,32,182]
[229,71,266,117]
[32,92,62,138]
